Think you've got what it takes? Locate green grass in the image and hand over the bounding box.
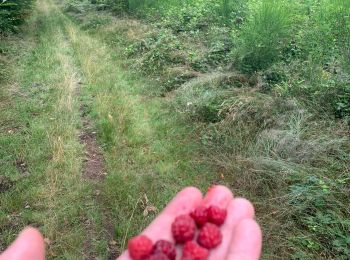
[0,1,106,258]
[1,0,218,258]
[1,0,350,259]
[233,0,294,71]
[62,0,350,258]
[64,16,218,255]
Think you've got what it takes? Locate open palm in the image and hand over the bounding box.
[0,186,261,260]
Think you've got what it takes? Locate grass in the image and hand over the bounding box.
[63,1,350,258]
[1,0,106,258]
[205,95,350,258]
[1,0,218,258]
[64,12,218,255]
[1,0,349,259]
[233,0,293,71]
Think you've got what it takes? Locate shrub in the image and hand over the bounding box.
[108,0,129,13]
[125,29,183,74]
[159,0,220,32]
[297,0,350,119]
[0,0,33,33]
[300,0,350,67]
[128,0,247,28]
[233,0,293,72]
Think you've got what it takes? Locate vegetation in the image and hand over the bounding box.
[1,0,349,259]
[0,0,34,33]
[64,0,350,258]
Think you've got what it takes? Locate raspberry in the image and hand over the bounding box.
[182,241,209,260]
[128,235,153,260]
[190,206,208,227]
[153,240,176,260]
[171,214,196,243]
[207,205,227,226]
[147,253,170,260]
[197,223,222,249]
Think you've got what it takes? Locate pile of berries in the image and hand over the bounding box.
[127,205,227,260]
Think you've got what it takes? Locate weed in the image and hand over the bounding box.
[126,29,182,74]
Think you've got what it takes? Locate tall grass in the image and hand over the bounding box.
[301,0,350,67]
[128,0,242,24]
[234,0,293,71]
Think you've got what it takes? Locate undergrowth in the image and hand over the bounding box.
[0,0,34,33]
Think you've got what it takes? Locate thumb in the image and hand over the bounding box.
[0,227,45,260]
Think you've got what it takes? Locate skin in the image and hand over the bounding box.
[0,185,262,260]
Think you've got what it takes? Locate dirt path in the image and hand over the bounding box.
[12,1,113,258]
[79,88,117,260]
[53,11,114,260]
[80,107,107,260]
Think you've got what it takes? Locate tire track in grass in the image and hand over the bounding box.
[58,2,218,257]
[76,55,119,260]
[51,0,218,257]
[30,1,111,258]
[56,19,112,260]
[0,0,112,257]
[79,85,117,259]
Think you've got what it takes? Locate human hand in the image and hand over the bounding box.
[119,185,262,259]
[0,185,261,260]
[0,227,45,260]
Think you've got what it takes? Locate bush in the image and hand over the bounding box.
[297,0,350,119]
[160,0,219,32]
[234,0,293,72]
[0,0,33,33]
[125,29,183,74]
[128,0,247,28]
[300,0,350,67]
[108,0,129,13]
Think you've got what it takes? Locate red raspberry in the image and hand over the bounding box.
[171,214,196,243]
[207,205,227,226]
[182,241,209,260]
[128,235,153,260]
[190,206,208,227]
[197,223,222,249]
[147,253,170,260]
[153,240,176,260]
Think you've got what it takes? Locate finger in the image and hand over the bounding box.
[118,187,203,260]
[0,227,45,260]
[199,185,233,259]
[227,219,262,260]
[142,186,203,239]
[210,198,255,259]
[202,185,233,207]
